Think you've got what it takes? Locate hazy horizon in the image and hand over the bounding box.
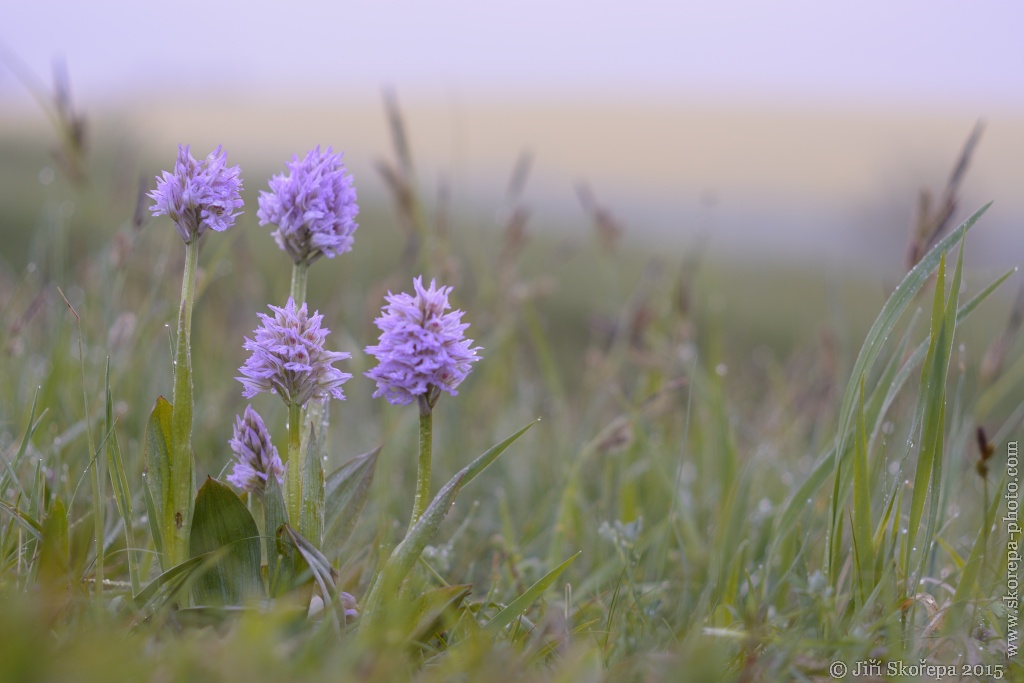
[2,1,1022,268]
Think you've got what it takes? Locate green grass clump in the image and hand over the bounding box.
[0,121,1022,683]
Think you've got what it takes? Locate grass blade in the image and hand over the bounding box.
[827,204,989,568]
[484,551,581,634]
[105,359,139,594]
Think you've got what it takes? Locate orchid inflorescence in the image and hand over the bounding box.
[148,143,486,614]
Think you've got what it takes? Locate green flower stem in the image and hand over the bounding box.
[410,399,434,527]
[288,259,310,529]
[290,257,329,459]
[287,401,302,527]
[167,236,199,569]
[290,260,309,305]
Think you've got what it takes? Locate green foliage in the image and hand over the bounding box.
[188,477,263,605]
[323,445,380,551]
[299,425,325,548]
[144,396,173,564]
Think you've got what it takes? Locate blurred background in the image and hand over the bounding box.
[2,0,1022,272]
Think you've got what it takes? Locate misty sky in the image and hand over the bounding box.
[2,0,1023,108]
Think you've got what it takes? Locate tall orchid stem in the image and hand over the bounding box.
[168,236,199,569]
[291,257,327,438]
[410,393,435,527]
[287,401,302,527]
[288,259,310,528]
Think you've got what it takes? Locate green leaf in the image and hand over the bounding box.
[128,553,215,616]
[0,389,46,501]
[278,524,346,632]
[772,254,1009,568]
[361,420,538,624]
[105,360,139,594]
[826,204,989,566]
[484,552,581,634]
[945,476,1004,633]
[906,245,961,584]
[409,584,472,644]
[300,425,324,549]
[0,499,42,538]
[143,479,164,559]
[264,474,291,597]
[851,379,874,603]
[323,446,381,551]
[38,496,69,587]
[144,396,173,566]
[188,477,264,606]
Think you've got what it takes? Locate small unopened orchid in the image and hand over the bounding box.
[227,405,284,496]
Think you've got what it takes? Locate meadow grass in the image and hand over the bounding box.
[0,118,1022,683]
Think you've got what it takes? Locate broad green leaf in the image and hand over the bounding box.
[300,425,324,548]
[188,477,264,606]
[323,446,381,551]
[484,552,581,634]
[144,396,173,566]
